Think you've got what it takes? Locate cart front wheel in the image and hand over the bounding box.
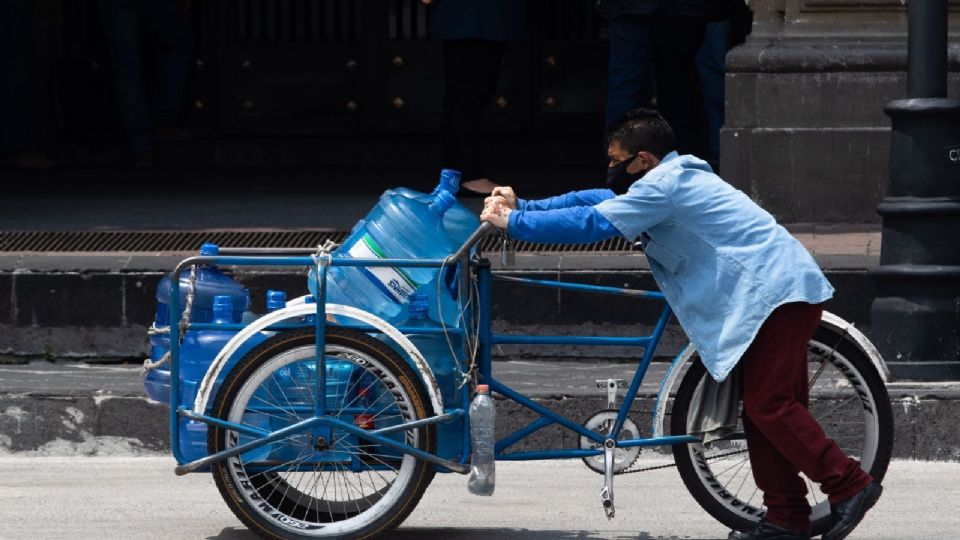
[208,327,436,539]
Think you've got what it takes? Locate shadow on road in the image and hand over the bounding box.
[206,526,726,540]
[384,529,725,540]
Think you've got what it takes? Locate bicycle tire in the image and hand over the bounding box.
[208,327,436,540]
[670,323,894,536]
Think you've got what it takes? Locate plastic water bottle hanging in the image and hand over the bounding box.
[467,384,496,496]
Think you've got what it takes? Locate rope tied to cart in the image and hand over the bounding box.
[141,265,199,376]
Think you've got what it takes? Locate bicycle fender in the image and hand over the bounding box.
[820,310,890,383]
[650,310,891,438]
[651,343,697,438]
[191,303,445,417]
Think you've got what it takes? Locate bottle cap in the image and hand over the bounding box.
[213,295,233,323]
[266,289,287,311]
[439,168,462,194]
[428,189,456,214]
[475,384,489,394]
[200,242,220,256]
[408,293,429,316]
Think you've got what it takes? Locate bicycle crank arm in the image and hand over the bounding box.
[601,438,616,519]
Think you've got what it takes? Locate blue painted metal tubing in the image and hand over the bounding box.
[488,378,607,445]
[169,273,184,464]
[495,416,555,454]
[314,260,328,417]
[493,275,666,300]
[617,435,700,448]
[186,324,466,338]
[492,335,652,346]
[178,408,270,438]
[176,255,451,269]
[182,416,326,472]
[318,415,444,467]
[497,449,603,460]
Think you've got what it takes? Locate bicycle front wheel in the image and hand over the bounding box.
[670,323,893,536]
[208,327,436,540]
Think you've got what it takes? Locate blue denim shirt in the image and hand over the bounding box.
[508,152,834,381]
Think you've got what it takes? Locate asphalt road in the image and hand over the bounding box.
[0,457,955,540]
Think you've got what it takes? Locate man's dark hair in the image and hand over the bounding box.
[606,108,676,159]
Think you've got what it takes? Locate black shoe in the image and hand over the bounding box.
[822,481,883,540]
[728,519,810,540]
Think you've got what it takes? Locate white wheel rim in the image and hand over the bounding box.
[224,344,420,537]
[686,340,881,524]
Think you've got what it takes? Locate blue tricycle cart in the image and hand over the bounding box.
[146,219,893,540]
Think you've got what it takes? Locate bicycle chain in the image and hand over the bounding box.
[619,448,749,475]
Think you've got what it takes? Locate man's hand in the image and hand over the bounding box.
[421,0,435,4]
[481,196,512,229]
[486,186,518,210]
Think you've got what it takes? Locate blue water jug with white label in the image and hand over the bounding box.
[307,189,458,324]
[391,169,480,249]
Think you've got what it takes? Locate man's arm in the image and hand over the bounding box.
[506,206,621,244]
[483,180,673,243]
[517,189,615,211]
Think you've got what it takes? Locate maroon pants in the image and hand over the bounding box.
[741,302,873,531]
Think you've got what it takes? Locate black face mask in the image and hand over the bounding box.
[606,155,646,195]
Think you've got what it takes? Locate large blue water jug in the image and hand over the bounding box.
[380,294,465,460]
[391,169,480,249]
[397,294,463,407]
[154,243,250,326]
[308,189,459,325]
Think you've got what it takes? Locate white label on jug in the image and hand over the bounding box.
[347,234,421,303]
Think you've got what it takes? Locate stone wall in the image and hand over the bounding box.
[721,0,960,223]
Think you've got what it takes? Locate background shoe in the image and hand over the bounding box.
[728,519,810,540]
[822,481,883,540]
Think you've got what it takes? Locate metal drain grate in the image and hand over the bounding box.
[0,230,348,253]
[0,230,635,254]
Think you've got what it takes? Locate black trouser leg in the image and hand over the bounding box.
[652,16,709,159]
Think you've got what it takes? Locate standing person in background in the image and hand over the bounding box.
[696,0,752,172]
[0,0,57,171]
[99,0,194,166]
[598,0,737,161]
[422,0,525,194]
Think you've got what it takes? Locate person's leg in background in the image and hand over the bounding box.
[651,15,709,159]
[140,0,193,138]
[696,19,729,172]
[604,15,655,133]
[737,302,876,538]
[99,0,153,164]
[441,38,507,184]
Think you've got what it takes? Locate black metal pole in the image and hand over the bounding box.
[907,0,948,99]
[870,0,960,381]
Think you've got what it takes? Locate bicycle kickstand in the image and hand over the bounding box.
[600,438,616,519]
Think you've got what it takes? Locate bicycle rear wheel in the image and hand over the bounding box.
[208,327,436,539]
[670,323,893,536]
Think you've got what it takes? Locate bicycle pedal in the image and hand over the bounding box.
[600,487,615,519]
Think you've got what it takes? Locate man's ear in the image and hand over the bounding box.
[627,151,660,174]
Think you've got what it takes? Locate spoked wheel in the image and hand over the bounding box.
[208,327,436,539]
[670,323,894,537]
